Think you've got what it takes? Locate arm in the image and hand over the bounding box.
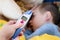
[0,20,22,40]
[0,31,8,40]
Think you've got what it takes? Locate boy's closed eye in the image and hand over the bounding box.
[29,14,34,21]
[31,14,34,19]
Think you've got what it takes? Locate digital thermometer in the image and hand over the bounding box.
[12,10,32,39]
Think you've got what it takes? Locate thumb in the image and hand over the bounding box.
[14,22,24,29]
[6,20,16,25]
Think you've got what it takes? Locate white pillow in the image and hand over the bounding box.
[1,0,22,19]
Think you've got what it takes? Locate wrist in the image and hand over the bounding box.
[0,30,8,40]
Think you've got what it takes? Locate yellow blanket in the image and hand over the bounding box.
[0,19,7,29]
[29,34,60,40]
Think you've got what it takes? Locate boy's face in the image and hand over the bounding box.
[29,8,46,31]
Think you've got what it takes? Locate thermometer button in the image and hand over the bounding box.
[20,20,24,23]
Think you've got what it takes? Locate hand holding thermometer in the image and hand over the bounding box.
[12,10,32,39]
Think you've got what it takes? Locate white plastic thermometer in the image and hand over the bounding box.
[12,10,32,39]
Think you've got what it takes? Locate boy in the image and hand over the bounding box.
[26,3,60,39]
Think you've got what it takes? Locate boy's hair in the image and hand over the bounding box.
[38,3,60,25]
[21,0,43,5]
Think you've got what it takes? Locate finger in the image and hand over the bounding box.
[2,21,16,27]
[19,31,24,36]
[15,21,24,28]
[7,20,16,25]
[13,23,23,29]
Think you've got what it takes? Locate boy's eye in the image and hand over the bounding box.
[32,14,34,18]
[32,14,33,17]
[30,14,34,19]
[29,14,34,20]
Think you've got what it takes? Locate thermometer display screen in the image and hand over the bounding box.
[21,16,27,21]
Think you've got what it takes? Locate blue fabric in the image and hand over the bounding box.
[55,0,60,1]
[44,0,60,2]
[24,29,32,37]
[26,23,60,39]
[44,0,55,2]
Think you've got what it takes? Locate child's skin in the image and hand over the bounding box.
[28,3,60,31]
[26,3,60,39]
[29,6,53,31]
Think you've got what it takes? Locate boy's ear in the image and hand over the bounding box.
[45,11,52,21]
